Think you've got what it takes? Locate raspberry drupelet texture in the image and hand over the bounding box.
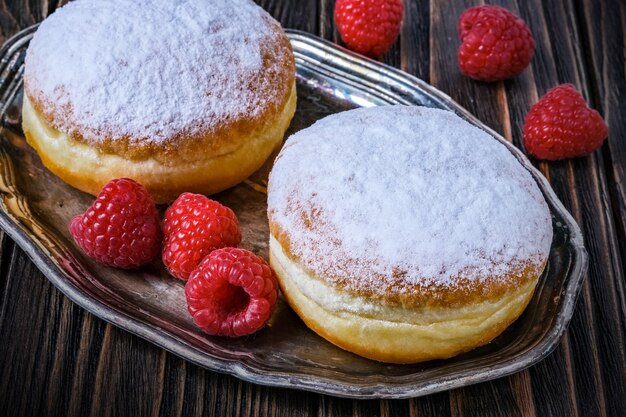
[523,84,609,160]
[334,0,404,58]
[185,248,279,337]
[163,193,241,281]
[458,5,535,81]
[69,178,162,269]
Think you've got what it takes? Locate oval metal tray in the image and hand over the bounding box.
[0,26,587,399]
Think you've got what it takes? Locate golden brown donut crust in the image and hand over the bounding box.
[269,233,541,363]
[22,85,296,203]
[269,219,544,310]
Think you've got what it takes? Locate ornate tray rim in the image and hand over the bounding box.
[0,25,588,399]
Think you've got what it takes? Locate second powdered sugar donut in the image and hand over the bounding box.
[267,105,553,364]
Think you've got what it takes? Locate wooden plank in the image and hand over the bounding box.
[0,232,12,319]
[449,376,537,417]
[83,326,163,417]
[155,355,187,417]
[409,391,452,417]
[575,1,626,403]
[0,2,18,43]
[256,0,318,33]
[64,313,108,417]
[400,0,430,81]
[0,252,85,416]
[318,0,338,42]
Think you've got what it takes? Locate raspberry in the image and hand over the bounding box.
[458,5,535,81]
[334,0,404,58]
[523,84,609,160]
[185,248,279,337]
[163,193,241,280]
[68,178,161,269]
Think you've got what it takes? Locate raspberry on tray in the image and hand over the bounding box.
[185,248,279,337]
[163,193,241,281]
[69,178,162,269]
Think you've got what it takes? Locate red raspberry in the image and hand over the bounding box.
[334,0,404,58]
[69,178,161,269]
[163,193,241,281]
[458,5,535,81]
[185,248,279,337]
[523,84,609,160]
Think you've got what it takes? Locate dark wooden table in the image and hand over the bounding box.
[1,0,625,416]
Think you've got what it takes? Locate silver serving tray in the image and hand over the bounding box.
[0,26,587,399]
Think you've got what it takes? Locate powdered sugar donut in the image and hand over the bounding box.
[23,0,296,203]
[267,106,553,363]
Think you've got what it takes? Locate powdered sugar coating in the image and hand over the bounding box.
[268,106,553,290]
[24,0,292,145]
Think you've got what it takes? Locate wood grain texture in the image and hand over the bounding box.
[0,0,625,416]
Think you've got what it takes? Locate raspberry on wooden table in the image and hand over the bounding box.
[523,84,609,160]
[162,193,241,281]
[334,0,404,58]
[185,248,279,337]
[458,5,535,81]
[68,178,162,269]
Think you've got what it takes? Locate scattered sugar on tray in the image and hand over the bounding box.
[268,106,553,289]
[24,0,287,144]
